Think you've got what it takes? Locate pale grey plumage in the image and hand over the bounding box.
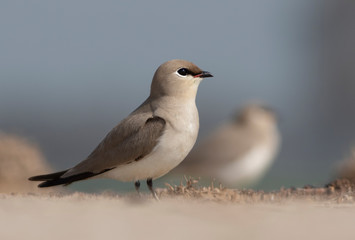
[29,59,212,198]
[176,103,280,187]
[62,104,166,177]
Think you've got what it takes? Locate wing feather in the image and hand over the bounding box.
[62,112,166,178]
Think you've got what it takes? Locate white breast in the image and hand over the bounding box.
[216,143,278,185]
[103,101,199,182]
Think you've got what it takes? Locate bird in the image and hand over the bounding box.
[29,59,213,199]
[175,103,280,187]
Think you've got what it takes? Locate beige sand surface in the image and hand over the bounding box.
[1,191,355,240]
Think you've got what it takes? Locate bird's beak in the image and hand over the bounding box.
[194,71,213,78]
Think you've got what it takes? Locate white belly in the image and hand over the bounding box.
[103,98,199,182]
[216,144,276,185]
[103,124,198,182]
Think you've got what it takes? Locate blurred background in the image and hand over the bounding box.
[1,0,354,192]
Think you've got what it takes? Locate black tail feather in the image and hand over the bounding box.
[38,172,101,187]
[29,168,115,188]
[29,170,69,181]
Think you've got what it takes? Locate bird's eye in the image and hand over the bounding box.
[177,68,188,76]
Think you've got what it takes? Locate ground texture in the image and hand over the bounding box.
[1,178,355,240]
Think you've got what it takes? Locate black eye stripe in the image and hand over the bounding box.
[177,68,190,76]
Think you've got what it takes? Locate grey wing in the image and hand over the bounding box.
[62,114,166,177]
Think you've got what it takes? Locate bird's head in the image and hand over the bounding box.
[150,59,213,99]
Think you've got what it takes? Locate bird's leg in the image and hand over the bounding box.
[134,180,141,196]
[147,178,159,200]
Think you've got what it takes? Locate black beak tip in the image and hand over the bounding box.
[201,71,213,78]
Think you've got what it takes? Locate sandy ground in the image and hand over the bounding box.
[2,133,355,240]
[1,179,355,240]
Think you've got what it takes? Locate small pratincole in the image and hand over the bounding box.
[29,59,213,199]
[176,103,280,187]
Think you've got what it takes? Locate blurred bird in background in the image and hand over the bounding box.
[175,103,280,187]
[336,147,355,183]
[0,132,52,193]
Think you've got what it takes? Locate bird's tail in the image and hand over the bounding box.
[28,168,114,188]
[29,170,68,182]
